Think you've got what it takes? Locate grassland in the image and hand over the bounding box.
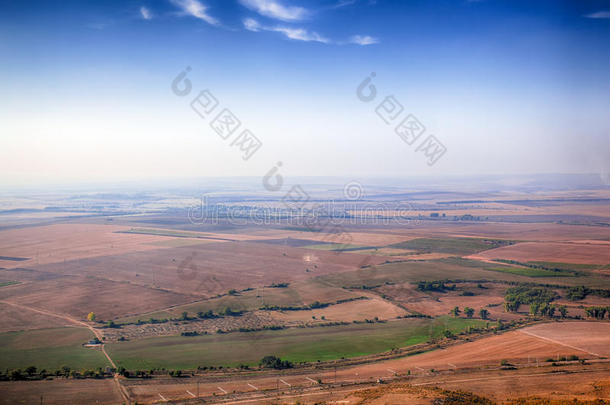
[483,266,573,278]
[0,327,110,370]
[0,281,20,287]
[114,279,360,323]
[118,227,233,240]
[389,237,514,255]
[303,243,375,251]
[527,261,610,271]
[106,317,488,370]
[318,258,610,290]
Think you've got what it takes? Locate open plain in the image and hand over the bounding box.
[1,181,609,404]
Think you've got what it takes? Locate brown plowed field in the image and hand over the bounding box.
[471,241,610,264]
[0,378,122,405]
[32,241,394,297]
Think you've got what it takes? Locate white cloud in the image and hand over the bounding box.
[349,34,378,45]
[243,18,328,43]
[272,26,329,43]
[170,0,219,25]
[585,11,610,19]
[332,0,356,8]
[239,0,308,21]
[140,6,153,20]
[243,17,261,32]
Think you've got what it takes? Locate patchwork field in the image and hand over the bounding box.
[105,317,487,369]
[1,186,609,404]
[472,241,610,265]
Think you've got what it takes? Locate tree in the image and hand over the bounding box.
[479,308,489,320]
[464,307,474,318]
[451,306,461,317]
[558,305,568,318]
[180,311,189,321]
[259,356,293,370]
[87,312,96,322]
[25,366,37,377]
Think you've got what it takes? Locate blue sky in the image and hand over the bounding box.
[1,0,609,185]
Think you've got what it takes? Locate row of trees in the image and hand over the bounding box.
[529,303,568,317]
[0,366,110,381]
[584,306,609,320]
[450,306,489,319]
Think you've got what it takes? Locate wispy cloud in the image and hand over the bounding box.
[584,11,610,19]
[349,34,378,45]
[332,0,356,9]
[239,0,308,21]
[170,0,219,25]
[273,26,329,43]
[243,17,261,31]
[140,6,153,20]
[242,18,328,43]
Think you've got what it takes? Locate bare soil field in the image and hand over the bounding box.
[32,241,395,298]
[0,223,179,269]
[471,241,610,265]
[339,366,610,404]
[519,322,610,357]
[415,366,610,403]
[0,378,122,405]
[0,301,67,333]
[0,274,196,321]
[268,295,407,323]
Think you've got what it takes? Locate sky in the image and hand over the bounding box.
[1,0,609,187]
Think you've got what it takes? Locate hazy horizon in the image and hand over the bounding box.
[2,0,610,186]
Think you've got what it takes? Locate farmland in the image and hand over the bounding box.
[106,317,487,370]
[0,327,109,370]
[0,181,609,403]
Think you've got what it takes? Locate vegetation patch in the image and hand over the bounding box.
[493,260,582,276]
[0,281,20,287]
[484,266,572,278]
[0,328,110,370]
[106,316,487,370]
[389,238,514,256]
[504,286,557,312]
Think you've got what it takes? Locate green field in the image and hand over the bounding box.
[119,227,233,240]
[0,281,20,287]
[484,266,573,278]
[106,317,488,370]
[0,327,110,370]
[317,258,610,290]
[528,261,610,271]
[304,243,375,251]
[389,237,513,255]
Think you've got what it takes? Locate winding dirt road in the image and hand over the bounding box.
[0,300,130,403]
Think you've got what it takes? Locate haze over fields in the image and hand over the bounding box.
[1,0,610,404]
[1,0,610,186]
